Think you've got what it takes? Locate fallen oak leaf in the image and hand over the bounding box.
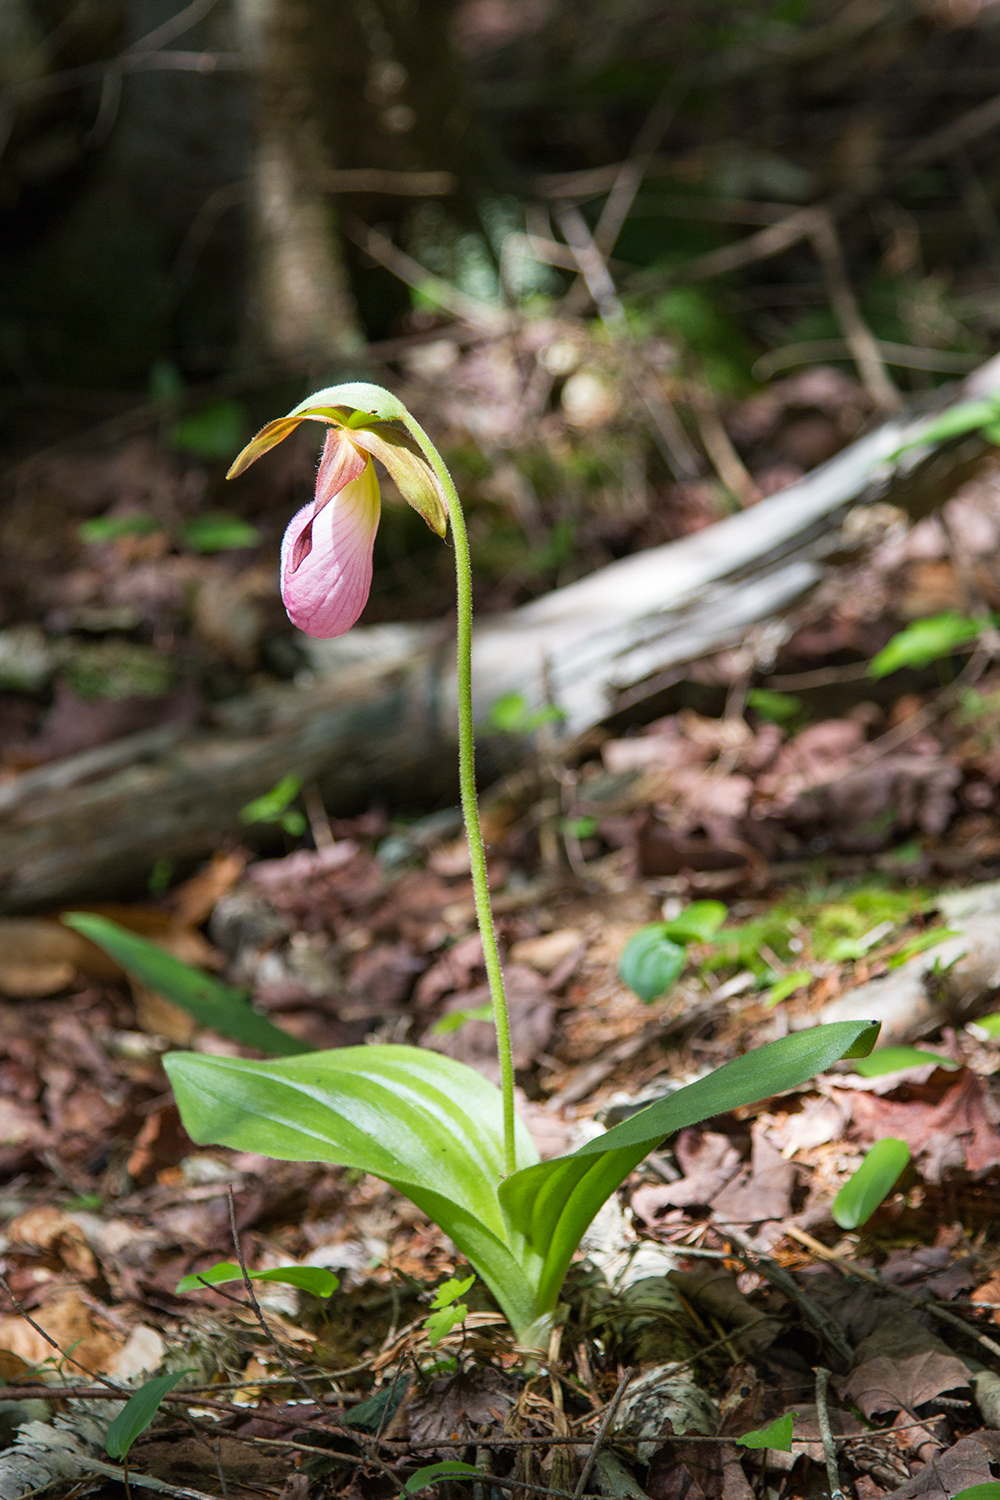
[879,1432,1000,1499]
[847,1067,1000,1178]
[839,1317,970,1419]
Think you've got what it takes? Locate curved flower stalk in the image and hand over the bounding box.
[226,382,518,1175]
[151,381,881,1354]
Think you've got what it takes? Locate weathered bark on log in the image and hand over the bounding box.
[2,356,999,912]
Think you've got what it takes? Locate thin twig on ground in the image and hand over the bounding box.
[807,210,901,413]
[341,216,511,334]
[784,1226,1000,1364]
[571,1367,636,1500]
[226,1188,322,1412]
[0,1272,130,1395]
[554,202,701,482]
[225,1190,409,1494]
[714,1224,855,1366]
[687,381,762,506]
[814,1367,844,1500]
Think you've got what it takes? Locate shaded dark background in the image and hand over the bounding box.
[4,0,1000,395]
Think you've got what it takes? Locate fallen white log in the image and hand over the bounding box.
[2,356,998,911]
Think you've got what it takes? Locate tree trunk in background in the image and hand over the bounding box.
[236,0,364,365]
[237,0,473,349]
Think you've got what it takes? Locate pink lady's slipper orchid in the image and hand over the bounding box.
[228,386,448,639]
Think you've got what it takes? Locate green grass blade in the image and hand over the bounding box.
[852,1046,958,1076]
[106,1370,193,1459]
[63,913,309,1056]
[404,1462,484,1494]
[832,1139,910,1229]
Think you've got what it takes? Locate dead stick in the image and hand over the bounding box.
[0,1272,129,1395]
[571,1367,636,1500]
[225,1190,407,1494]
[814,1367,844,1500]
[808,209,900,412]
[785,1226,1000,1364]
[713,1223,854,1366]
[688,381,762,506]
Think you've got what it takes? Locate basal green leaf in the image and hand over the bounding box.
[950,1487,1000,1500]
[852,1046,958,1076]
[63,913,309,1057]
[404,1461,484,1494]
[164,1044,542,1336]
[619,927,686,1002]
[499,1020,880,1317]
[661,901,728,944]
[833,1139,910,1229]
[736,1413,795,1451]
[106,1370,194,1459]
[175,1262,337,1296]
[868,612,989,678]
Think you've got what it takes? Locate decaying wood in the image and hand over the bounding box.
[2,356,999,912]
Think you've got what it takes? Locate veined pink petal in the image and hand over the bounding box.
[280,458,381,638]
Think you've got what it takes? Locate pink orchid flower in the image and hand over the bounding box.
[228,392,448,639]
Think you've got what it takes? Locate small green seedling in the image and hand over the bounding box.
[488,691,564,735]
[563,815,598,840]
[171,399,249,461]
[969,1012,1000,1038]
[746,689,803,724]
[425,1274,475,1346]
[106,1370,194,1460]
[619,901,727,1003]
[175,1262,338,1296]
[661,901,727,944]
[852,1047,959,1077]
[79,513,162,543]
[735,1413,795,1451]
[833,1139,911,1229]
[182,513,260,552]
[239,773,307,836]
[888,928,958,967]
[430,1002,494,1037]
[763,970,813,1008]
[619,928,686,1002]
[890,394,1000,459]
[404,1462,484,1495]
[868,612,993,678]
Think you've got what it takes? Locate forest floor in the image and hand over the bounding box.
[3,347,1000,1500]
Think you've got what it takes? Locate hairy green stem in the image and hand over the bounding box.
[400,413,517,1176]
